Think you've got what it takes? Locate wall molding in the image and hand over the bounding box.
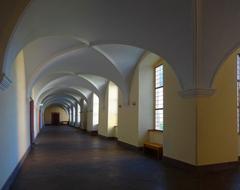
[117,140,143,152]
[163,156,239,175]
[1,146,31,190]
[98,134,117,141]
[179,88,215,98]
[0,73,12,92]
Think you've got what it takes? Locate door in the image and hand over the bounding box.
[51,112,60,125]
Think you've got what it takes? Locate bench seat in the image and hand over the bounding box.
[143,142,163,159]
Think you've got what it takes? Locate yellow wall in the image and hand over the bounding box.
[0,50,31,189]
[44,106,69,124]
[99,82,119,137]
[116,53,197,166]
[148,131,163,144]
[164,63,197,165]
[197,51,239,165]
[118,68,139,146]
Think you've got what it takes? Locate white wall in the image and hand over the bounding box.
[0,51,30,189]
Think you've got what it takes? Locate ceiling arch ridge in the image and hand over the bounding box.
[4,35,90,79]
[36,86,85,103]
[47,89,87,103]
[75,71,127,102]
[47,75,101,98]
[77,74,108,90]
[42,94,77,104]
[43,97,75,107]
[77,74,109,100]
[42,93,79,105]
[25,42,133,105]
[44,99,73,110]
[43,101,71,112]
[27,45,90,93]
[43,103,69,114]
[34,74,100,99]
[36,78,92,100]
[36,87,89,106]
[27,46,127,101]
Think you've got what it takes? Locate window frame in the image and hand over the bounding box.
[153,63,164,132]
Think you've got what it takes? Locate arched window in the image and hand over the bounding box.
[93,94,99,126]
[154,64,164,131]
[77,104,81,123]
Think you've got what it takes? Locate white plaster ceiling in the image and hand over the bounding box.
[37,87,89,105]
[2,0,195,107]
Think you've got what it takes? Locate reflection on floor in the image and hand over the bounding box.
[11,126,240,190]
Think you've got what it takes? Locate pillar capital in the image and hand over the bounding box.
[0,73,11,91]
[179,88,215,98]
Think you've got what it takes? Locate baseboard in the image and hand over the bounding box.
[98,135,117,141]
[117,140,143,152]
[1,146,31,190]
[162,156,196,172]
[196,161,239,173]
[89,130,98,136]
[163,156,239,174]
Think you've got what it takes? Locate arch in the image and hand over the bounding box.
[26,45,128,102]
[34,75,102,102]
[210,44,240,88]
[37,87,89,105]
[43,98,74,108]
[43,103,69,116]
[2,0,194,95]
[42,94,79,106]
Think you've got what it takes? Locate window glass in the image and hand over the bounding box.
[155,65,164,131]
[93,94,99,125]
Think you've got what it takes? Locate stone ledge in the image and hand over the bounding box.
[179,88,215,98]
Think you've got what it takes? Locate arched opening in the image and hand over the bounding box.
[44,105,69,126]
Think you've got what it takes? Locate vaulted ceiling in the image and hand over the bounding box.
[1,0,194,109]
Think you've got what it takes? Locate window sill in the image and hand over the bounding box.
[148,129,163,133]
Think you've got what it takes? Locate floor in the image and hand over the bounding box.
[10,126,240,190]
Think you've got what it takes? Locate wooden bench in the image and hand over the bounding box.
[143,142,163,159]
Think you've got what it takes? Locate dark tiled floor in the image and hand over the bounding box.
[10,126,240,190]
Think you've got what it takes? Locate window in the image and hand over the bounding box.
[154,65,164,131]
[69,108,72,122]
[77,104,81,123]
[72,106,75,123]
[93,94,99,125]
[108,82,118,127]
[237,55,240,132]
